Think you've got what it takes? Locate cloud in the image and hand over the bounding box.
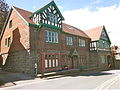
[63,4,120,46]
[91,0,101,5]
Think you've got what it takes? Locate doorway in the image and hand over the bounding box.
[71,56,78,69]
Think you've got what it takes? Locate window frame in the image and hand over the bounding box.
[66,37,73,45]
[45,30,58,43]
[79,38,86,47]
[44,54,59,69]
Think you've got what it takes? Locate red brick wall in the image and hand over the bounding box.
[61,32,90,53]
[0,9,30,54]
[30,27,90,53]
[29,27,61,51]
[29,26,90,72]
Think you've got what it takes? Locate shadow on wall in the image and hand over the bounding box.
[0,56,2,68]
[9,27,26,52]
[3,27,30,72]
[0,28,36,87]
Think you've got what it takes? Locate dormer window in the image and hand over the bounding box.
[48,12,57,23]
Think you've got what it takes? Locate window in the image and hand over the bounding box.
[45,59,48,68]
[79,39,86,47]
[5,37,11,47]
[48,13,57,23]
[9,20,12,28]
[7,37,11,47]
[66,37,73,45]
[5,38,7,46]
[45,54,59,68]
[45,30,58,43]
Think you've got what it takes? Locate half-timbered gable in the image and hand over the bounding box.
[85,26,112,70]
[99,27,111,50]
[29,1,64,30]
[85,26,111,51]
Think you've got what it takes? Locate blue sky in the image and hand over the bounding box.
[6,0,120,45]
[6,0,119,12]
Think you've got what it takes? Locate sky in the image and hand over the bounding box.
[6,0,120,46]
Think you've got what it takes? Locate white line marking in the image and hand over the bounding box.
[95,75,120,90]
[105,74,120,89]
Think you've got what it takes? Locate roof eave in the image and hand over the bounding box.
[103,26,111,44]
[12,6,29,26]
[0,6,38,40]
[0,8,13,40]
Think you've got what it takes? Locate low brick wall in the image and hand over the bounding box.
[3,50,40,74]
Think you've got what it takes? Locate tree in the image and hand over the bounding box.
[0,0,9,34]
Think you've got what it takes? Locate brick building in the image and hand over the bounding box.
[0,1,111,74]
[111,46,120,69]
[85,26,112,70]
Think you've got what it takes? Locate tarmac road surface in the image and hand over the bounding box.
[1,69,120,90]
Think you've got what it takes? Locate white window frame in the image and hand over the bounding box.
[49,59,52,67]
[45,59,48,68]
[52,59,55,67]
[56,59,58,67]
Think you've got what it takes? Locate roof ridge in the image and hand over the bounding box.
[62,23,90,39]
[12,6,33,14]
[85,25,104,31]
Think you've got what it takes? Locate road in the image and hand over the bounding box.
[2,69,120,90]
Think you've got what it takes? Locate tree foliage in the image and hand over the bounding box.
[0,0,9,34]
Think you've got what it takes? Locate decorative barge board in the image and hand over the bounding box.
[29,1,64,30]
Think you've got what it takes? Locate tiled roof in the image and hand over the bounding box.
[4,5,90,39]
[85,26,104,41]
[12,6,89,39]
[13,6,35,24]
[62,23,90,38]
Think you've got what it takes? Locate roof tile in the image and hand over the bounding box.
[85,26,103,41]
[13,6,90,39]
[13,6,35,24]
[62,23,90,38]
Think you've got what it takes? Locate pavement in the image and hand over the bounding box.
[0,70,36,88]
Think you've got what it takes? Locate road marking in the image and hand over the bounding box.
[105,78,118,89]
[105,74,120,89]
[94,75,120,90]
